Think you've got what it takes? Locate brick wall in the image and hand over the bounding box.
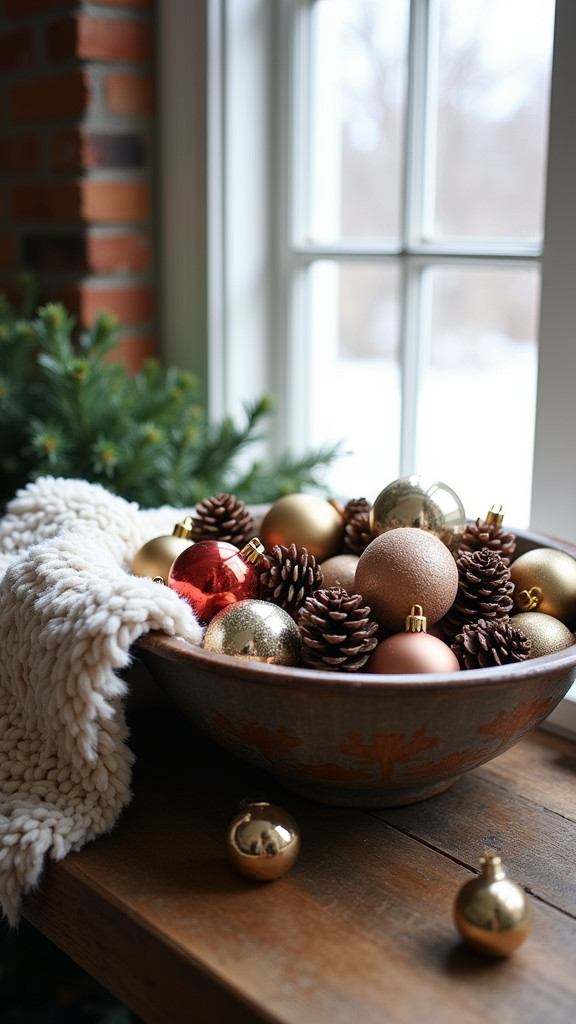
[0,0,156,371]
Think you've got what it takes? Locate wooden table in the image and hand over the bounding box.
[22,696,576,1024]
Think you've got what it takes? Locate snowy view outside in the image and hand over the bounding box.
[302,0,555,526]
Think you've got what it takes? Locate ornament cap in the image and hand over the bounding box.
[478,849,506,882]
[173,515,195,538]
[240,537,266,565]
[485,504,504,526]
[516,585,543,611]
[405,604,427,632]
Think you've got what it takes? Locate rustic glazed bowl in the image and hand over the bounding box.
[135,528,576,808]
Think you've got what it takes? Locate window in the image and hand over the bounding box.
[159,0,576,730]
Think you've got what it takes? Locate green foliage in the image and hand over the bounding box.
[0,295,341,512]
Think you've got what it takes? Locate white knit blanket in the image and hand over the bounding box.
[0,476,202,924]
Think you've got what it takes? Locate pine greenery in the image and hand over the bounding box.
[0,292,341,512]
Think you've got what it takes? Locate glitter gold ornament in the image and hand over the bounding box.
[203,599,302,665]
[131,516,194,579]
[509,611,576,659]
[510,547,576,626]
[370,475,466,552]
[355,527,459,633]
[259,493,344,562]
[366,605,460,674]
[226,799,300,881]
[454,851,532,957]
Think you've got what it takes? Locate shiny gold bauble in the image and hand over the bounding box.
[226,800,300,881]
[355,527,459,633]
[259,494,344,562]
[131,517,194,579]
[510,547,576,627]
[320,553,359,593]
[509,611,576,659]
[202,599,302,665]
[454,851,532,957]
[370,475,466,552]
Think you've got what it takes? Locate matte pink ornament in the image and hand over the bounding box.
[168,539,262,624]
[366,605,460,675]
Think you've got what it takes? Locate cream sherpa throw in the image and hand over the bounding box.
[0,476,203,925]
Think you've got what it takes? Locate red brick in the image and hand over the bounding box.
[106,333,157,373]
[0,28,35,72]
[86,232,152,273]
[51,129,146,170]
[3,0,71,15]
[46,15,153,63]
[11,182,81,222]
[0,134,41,174]
[105,72,154,116]
[9,71,90,123]
[81,181,151,223]
[0,234,19,270]
[60,283,155,327]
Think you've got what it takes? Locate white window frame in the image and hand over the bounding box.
[158,0,576,733]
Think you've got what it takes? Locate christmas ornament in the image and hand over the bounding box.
[355,527,458,633]
[342,497,374,555]
[258,542,323,617]
[226,799,300,881]
[131,516,195,580]
[510,547,576,626]
[320,553,359,593]
[297,587,379,672]
[370,475,466,552]
[168,537,265,624]
[203,599,302,665]
[259,493,344,562]
[451,618,531,670]
[192,492,254,547]
[454,851,532,956]
[442,548,514,638]
[509,611,576,659]
[366,605,460,674]
[459,504,517,566]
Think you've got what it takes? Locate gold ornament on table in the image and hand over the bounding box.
[131,516,194,580]
[226,799,300,881]
[510,547,576,627]
[454,851,532,957]
[202,599,302,665]
[259,493,344,562]
[370,475,466,553]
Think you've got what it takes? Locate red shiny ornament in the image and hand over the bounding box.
[168,540,260,624]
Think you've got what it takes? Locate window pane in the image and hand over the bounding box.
[431,0,555,241]
[415,266,540,527]
[308,261,401,498]
[308,0,409,243]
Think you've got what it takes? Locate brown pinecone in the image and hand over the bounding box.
[459,517,517,566]
[297,587,379,672]
[258,543,323,617]
[342,497,374,555]
[442,548,514,637]
[192,493,254,547]
[452,618,531,670]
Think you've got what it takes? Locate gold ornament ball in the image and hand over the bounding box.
[259,494,344,562]
[320,553,359,593]
[510,547,576,626]
[454,851,532,957]
[131,518,194,580]
[370,475,466,553]
[355,527,459,633]
[509,611,576,659]
[226,800,300,881]
[202,599,302,665]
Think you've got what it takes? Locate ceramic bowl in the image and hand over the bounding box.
[135,527,576,807]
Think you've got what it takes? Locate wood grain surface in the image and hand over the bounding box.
[22,704,576,1024]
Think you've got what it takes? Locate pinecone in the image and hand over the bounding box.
[297,587,379,672]
[258,543,324,617]
[451,618,531,670]
[442,548,514,637]
[342,497,374,555]
[192,493,254,547]
[459,517,517,566]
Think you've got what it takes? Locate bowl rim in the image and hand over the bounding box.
[135,524,576,697]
